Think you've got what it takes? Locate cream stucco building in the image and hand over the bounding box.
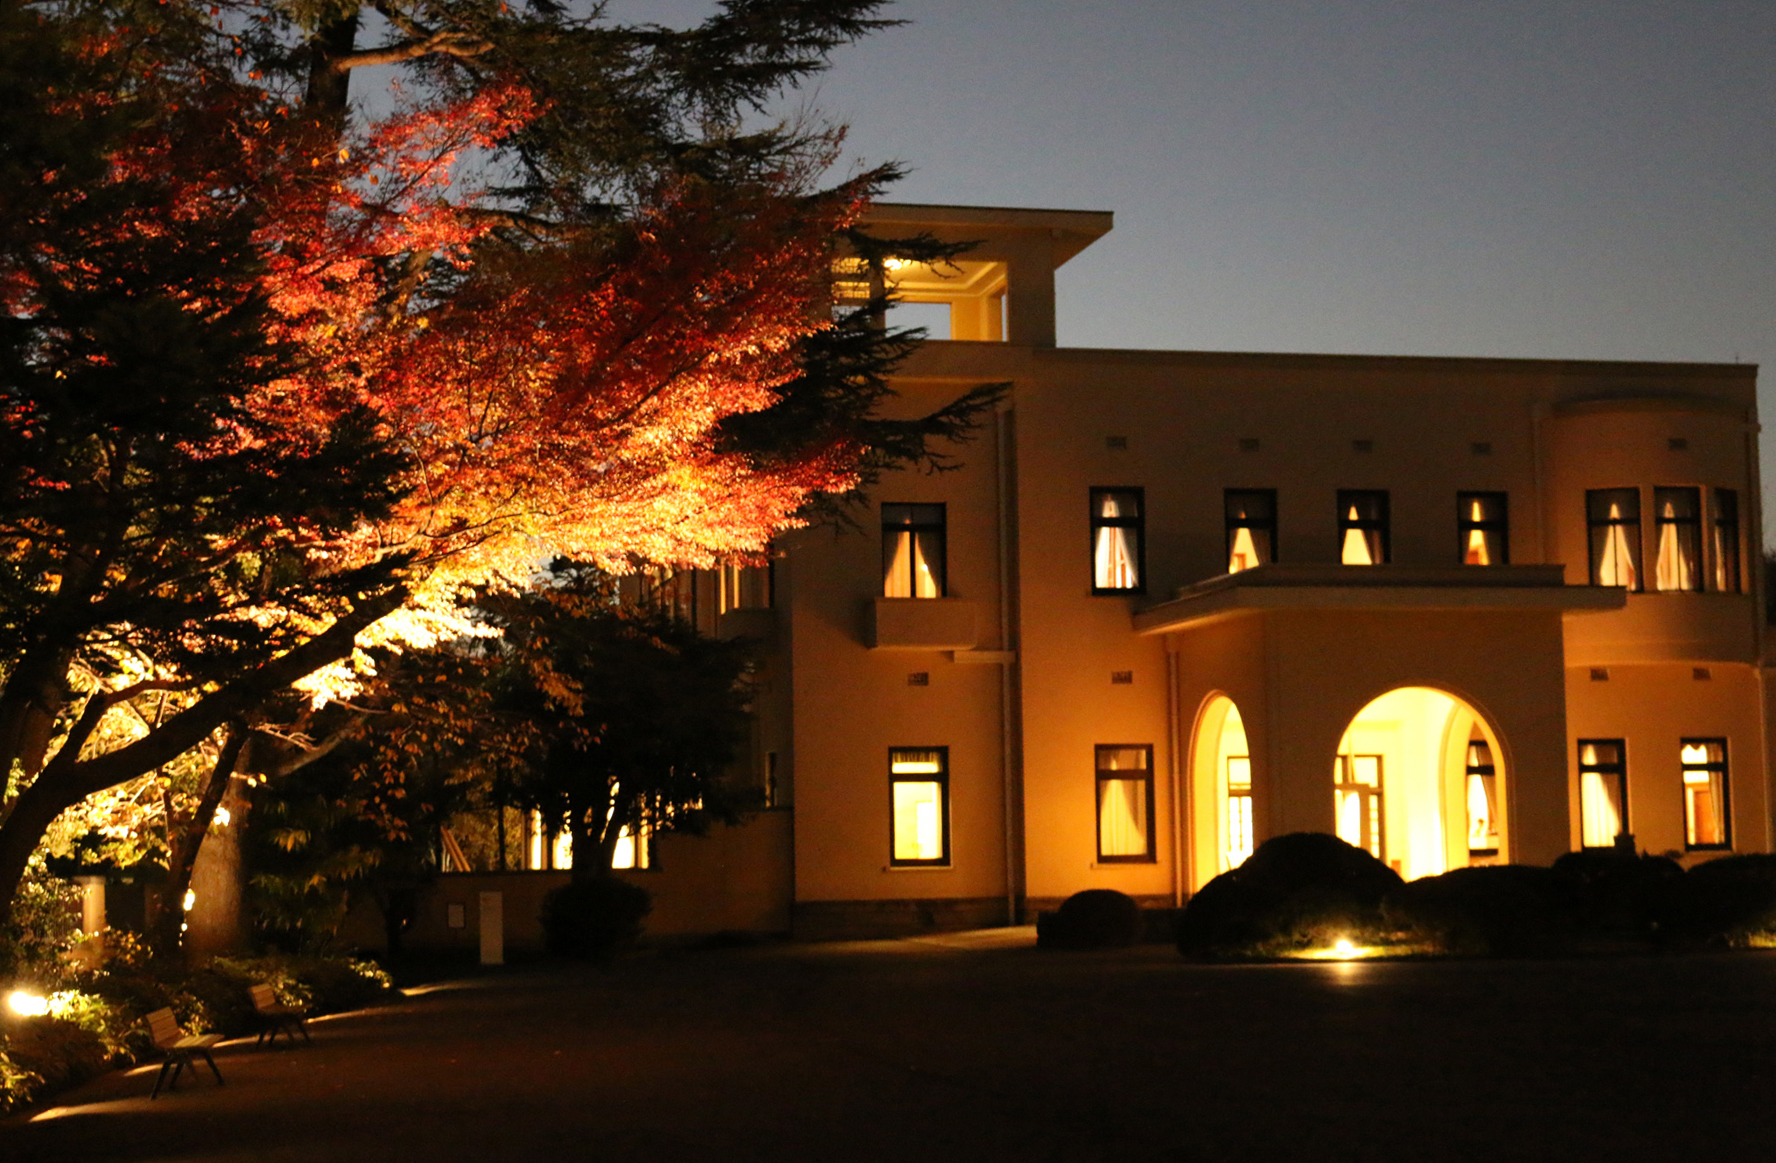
[400,201,1769,951]
[726,202,1768,938]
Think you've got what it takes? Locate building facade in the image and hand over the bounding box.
[736,202,1768,938]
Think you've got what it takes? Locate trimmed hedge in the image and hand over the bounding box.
[1037,890,1144,950]
[1177,833,1402,958]
[541,877,652,959]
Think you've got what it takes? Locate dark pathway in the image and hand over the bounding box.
[8,930,1776,1161]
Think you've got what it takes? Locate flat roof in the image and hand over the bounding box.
[863,202,1114,267]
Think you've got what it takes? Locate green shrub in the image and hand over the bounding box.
[1657,854,1776,947]
[1549,849,1682,941]
[1177,832,1402,958]
[541,877,652,959]
[1384,865,1577,955]
[1037,890,1144,950]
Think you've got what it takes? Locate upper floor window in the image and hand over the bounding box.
[1653,487,1702,593]
[1225,489,1276,574]
[1090,488,1144,593]
[1095,745,1155,862]
[1713,488,1741,593]
[1337,490,1389,565]
[1458,492,1508,566]
[1681,739,1729,851]
[1577,739,1627,849]
[882,503,945,598]
[1586,489,1641,591]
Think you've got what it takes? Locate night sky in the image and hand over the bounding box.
[612,1,1776,531]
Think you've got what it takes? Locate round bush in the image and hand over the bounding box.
[1176,832,1402,958]
[1384,865,1575,955]
[1549,849,1682,941]
[541,878,652,959]
[1657,854,1776,947]
[1037,890,1143,950]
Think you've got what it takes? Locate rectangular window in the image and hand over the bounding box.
[1465,737,1499,856]
[1681,739,1729,851]
[1334,754,1384,860]
[1225,755,1253,869]
[1337,491,1389,565]
[1090,488,1144,593]
[1653,487,1702,592]
[1457,492,1508,566]
[1577,739,1627,849]
[1713,488,1741,593]
[1586,489,1642,590]
[889,747,949,865]
[1225,489,1277,573]
[1095,745,1155,862]
[882,504,946,598]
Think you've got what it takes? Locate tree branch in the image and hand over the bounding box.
[331,33,492,71]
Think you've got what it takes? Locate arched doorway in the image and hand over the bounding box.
[1333,688,1506,880]
[1189,695,1254,887]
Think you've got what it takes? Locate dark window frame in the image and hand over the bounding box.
[1713,488,1742,594]
[1465,737,1499,857]
[1089,487,1146,595]
[881,503,947,599]
[888,746,951,867]
[1577,738,1629,850]
[1680,737,1731,852]
[1094,744,1157,864]
[1586,488,1643,591]
[1652,486,1704,593]
[1224,488,1278,573]
[1336,489,1390,565]
[1456,491,1509,566]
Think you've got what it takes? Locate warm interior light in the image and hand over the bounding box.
[883,258,910,272]
[1334,938,1357,957]
[7,990,48,1017]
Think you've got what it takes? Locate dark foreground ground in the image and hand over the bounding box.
[7,928,1776,1162]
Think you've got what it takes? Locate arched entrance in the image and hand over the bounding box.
[1333,688,1506,880]
[1189,695,1254,887]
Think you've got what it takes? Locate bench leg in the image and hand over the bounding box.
[200,1050,224,1086]
[151,1057,183,1099]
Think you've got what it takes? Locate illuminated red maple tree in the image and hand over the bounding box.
[0,0,954,921]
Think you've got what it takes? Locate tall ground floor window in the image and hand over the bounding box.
[1225,755,1253,868]
[1578,739,1627,849]
[1681,739,1729,851]
[1334,753,1384,860]
[890,748,949,866]
[1095,745,1155,862]
[1466,736,1499,856]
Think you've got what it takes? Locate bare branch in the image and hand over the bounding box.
[331,33,492,71]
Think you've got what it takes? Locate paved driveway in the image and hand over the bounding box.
[9,929,1776,1161]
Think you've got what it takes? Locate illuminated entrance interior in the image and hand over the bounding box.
[1333,688,1506,881]
[1189,696,1254,888]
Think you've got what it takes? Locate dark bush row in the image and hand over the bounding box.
[1176,833,1776,959]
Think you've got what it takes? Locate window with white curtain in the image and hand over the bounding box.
[1653,487,1702,593]
[1681,739,1729,851]
[1337,491,1389,565]
[1090,488,1144,592]
[881,504,946,598]
[890,748,949,865]
[1457,492,1508,566]
[1465,737,1498,856]
[1225,755,1253,869]
[1578,739,1627,849]
[1095,745,1154,862]
[1224,489,1276,573]
[1712,489,1741,593]
[1586,489,1641,591]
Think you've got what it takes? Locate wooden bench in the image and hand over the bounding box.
[145,1007,223,1098]
[250,983,310,1046]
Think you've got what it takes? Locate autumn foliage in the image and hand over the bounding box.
[0,0,923,921]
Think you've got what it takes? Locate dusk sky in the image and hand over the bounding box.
[613,1,1776,531]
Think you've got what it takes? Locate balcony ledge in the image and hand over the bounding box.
[1133,564,1624,636]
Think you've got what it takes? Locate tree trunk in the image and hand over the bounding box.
[304,10,361,129]
[150,726,248,960]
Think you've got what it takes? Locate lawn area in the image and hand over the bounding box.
[9,930,1776,1161]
